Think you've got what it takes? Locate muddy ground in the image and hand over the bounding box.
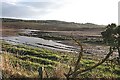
[1,26,118,58]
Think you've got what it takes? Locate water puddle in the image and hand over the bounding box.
[2,36,77,52]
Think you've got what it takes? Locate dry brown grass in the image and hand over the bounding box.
[0,27,19,37]
[0,53,67,79]
[51,63,66,78]
[1,53,38,78]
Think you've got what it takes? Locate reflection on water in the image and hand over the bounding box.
[2,36,77,52]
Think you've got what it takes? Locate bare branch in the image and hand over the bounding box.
[64,36,84,79]
[71,46,115,76]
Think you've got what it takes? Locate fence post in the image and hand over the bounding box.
[38,67,43,80]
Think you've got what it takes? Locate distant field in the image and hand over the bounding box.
[0,28,19,37]
[2,18,105,31]
[1,18,105,38]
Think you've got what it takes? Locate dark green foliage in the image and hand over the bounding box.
[101,23,117,46]
[101,23,120,58]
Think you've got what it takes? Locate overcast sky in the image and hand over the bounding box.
[1,0,119,25]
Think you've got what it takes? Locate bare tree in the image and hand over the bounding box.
[64,37,115,80]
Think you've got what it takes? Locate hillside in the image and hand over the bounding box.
[1,18,105,31]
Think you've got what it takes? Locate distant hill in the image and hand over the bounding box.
[1,18,105,31]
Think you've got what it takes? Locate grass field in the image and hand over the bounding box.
[1,41,120,79]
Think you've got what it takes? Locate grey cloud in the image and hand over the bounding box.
[20,2,61,9]
[2,1,64,18]
[2,2,35,18]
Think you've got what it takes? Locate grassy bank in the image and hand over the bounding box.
[1,41,120,79]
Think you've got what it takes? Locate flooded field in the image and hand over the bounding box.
[2,36,77,52]
[1,28,118,57]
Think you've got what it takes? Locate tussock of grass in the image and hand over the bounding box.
[1,53,39,78]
